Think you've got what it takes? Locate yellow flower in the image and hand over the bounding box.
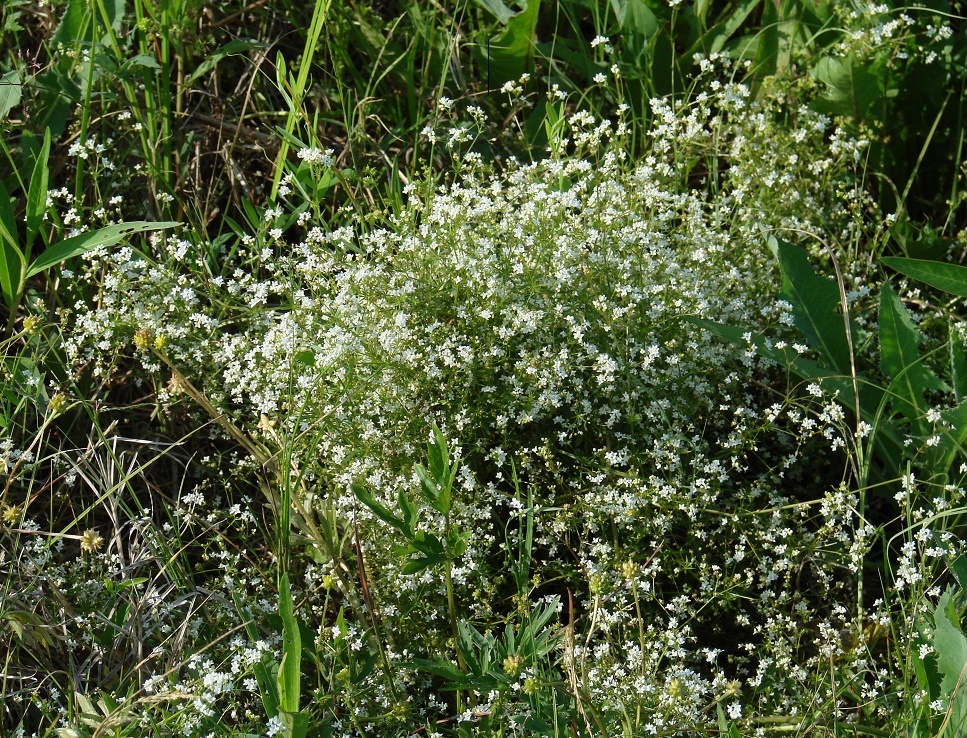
[49,393,68,414]
[133,329,152,349]
[2,504,20,525]
[80,529,104,553]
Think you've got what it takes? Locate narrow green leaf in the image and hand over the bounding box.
[397,489,417,537]
[185,39,267,86]
[353,484,406,533]
[409,657,467,682]
[26,220,178,278]
[0,174,19,249]
[428,425,448,481]
[277,573,301,715]
[773,236,854,375]
[25,128,51,255]
[414,464,440,509]
[233,593,280,718]
[883,256,967,298]
[0,236,25,308]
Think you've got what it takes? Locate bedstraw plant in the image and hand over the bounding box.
[2,0,967,736]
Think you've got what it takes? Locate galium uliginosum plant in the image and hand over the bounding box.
[61,67,959,734]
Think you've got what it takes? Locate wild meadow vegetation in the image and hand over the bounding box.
[2,0,967,735]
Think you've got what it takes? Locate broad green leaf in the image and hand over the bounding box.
[771,236,856,376]
[699,0,762,56]
[475,0,515,23]
[610,0,659,47]
[952,554,967,597]
[25,220,178,278]
[882,256,967,298]
[124,54,161,70]
[279,710,309,738]
[277,573,301,715]
[688,316,901,470]
[879,284,946,431]
[940,402,967,476]
[481,0,541,86]
[933,589,967,731]
[809,55,885,121]
[0,69,22,120]
[25,128,51,255]
[406,532,445,557]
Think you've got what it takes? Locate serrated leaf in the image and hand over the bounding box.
[26,220,178,278]
[883,256,967,298]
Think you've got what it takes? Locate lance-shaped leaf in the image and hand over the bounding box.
[878,284,947,433]
[771,235,858,376]
[25,128,51,255]
[882,256,967,298]
[26,220,179,279]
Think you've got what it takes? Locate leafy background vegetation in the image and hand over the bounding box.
[2,0,967,736]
